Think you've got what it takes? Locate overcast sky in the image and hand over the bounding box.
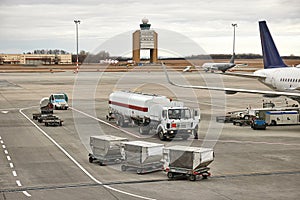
[1,0,300,57]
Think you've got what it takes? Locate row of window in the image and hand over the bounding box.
[279,78,300,83]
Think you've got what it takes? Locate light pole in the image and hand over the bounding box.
[74,20,80,71]
[232,23,237,56]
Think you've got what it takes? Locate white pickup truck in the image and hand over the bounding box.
[49,93,69,110]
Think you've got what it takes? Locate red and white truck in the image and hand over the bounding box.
[107,91,200,141]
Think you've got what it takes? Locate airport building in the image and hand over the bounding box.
[0,54,72,65]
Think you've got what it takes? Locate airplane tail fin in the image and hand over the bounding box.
[229,53,235,64]
[259,21,287,69]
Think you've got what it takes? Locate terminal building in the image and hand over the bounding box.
[0,54,72,65]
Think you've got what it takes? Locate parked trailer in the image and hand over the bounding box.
[121,141,164,174]
[89,135,128,165]
[107,91,200,141]
[163,145,214,181]
[265,111,300,126]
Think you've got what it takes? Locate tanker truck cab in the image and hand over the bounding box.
[157,107,199,141]
[49,93,69,110]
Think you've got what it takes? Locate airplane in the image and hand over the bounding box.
[202,54,236,73]
[183,66,192,72]
[163,21,300,104]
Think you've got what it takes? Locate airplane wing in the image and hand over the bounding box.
[224,71,266,80]
[162,64,300,98]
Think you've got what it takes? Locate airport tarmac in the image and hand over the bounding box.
[0,67,299,200]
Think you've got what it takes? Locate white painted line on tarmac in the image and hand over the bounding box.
[23,191,32,197]
[200,139,300,146]
[12,170,17,177]
[10,163,14,168]
[20,107,156,200]
[70,107,142,139]
[0,107,21,111]
[7,155,11,161]
[16,180,22,187]
[0,133,31,198]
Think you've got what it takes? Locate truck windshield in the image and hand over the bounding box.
[168,109,191,119]
[54,94,65,99]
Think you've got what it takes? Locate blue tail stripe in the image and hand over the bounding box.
[259,21,287,69]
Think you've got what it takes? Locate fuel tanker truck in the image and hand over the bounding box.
[107,91,200,141]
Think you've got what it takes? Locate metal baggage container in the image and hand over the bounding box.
[163,145,214,181]
[89,135,128,165]
[121,141,164,174]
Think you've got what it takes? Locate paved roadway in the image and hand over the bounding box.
[0,68,299,200]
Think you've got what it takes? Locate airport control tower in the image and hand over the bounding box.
[132,18,158,64]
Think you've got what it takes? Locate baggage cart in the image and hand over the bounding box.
[89,135,128,165]
[163,145,214,181]
[121,141,164,174]
[44,117,63,126]
[33,114,59,123]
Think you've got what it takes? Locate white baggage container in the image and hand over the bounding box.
[163,145,214,181]
[121,141,164,174]
[89,135,128,165]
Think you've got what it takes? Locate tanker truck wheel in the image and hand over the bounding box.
[193,126,199,139]
[158,128,166,141]
[116,115,126,127]
[89,156,94,163]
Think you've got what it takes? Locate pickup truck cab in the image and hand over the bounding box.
[49,93,68,110]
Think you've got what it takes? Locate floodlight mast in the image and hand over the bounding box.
[74,20,81,70]
[232,23,237,56]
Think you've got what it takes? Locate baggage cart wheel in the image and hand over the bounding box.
[89,156,94,163]
[121,165,127,172]
[167,172,174,180]
[137,168,143,174]
[99,161,104,166]
[189,175,196,181]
